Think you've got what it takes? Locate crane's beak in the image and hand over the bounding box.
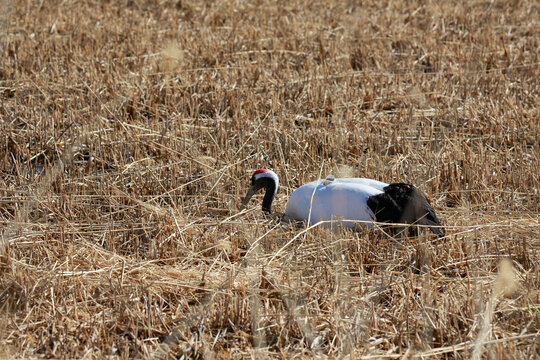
[240,185,257,210]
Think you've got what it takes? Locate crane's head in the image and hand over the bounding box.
[241,168,279,213]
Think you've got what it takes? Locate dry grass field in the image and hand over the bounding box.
[0,0,538,358]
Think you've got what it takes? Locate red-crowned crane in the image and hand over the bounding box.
[241,168,444,237]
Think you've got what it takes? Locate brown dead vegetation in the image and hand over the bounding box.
[0,0,538,358]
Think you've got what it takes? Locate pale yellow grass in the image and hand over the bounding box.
[0,0,538,358]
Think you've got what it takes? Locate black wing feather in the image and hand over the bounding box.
[367,183,444,237]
